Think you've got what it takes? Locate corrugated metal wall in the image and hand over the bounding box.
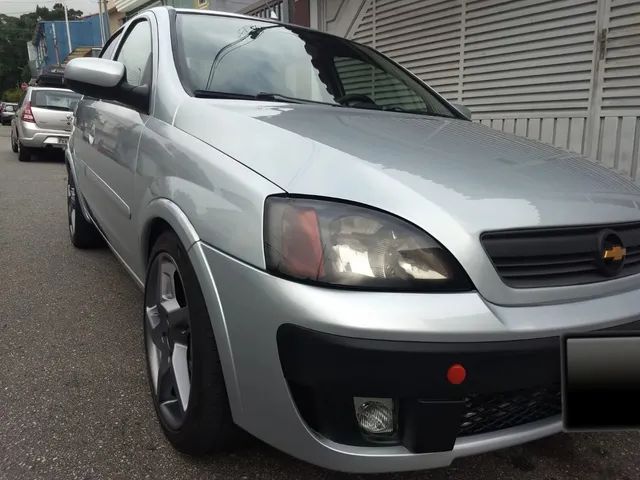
[343,0,640,179]
[595,0,640,176]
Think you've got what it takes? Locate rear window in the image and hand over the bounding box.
[31,90,82,111]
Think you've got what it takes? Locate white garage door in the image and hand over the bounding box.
[345,0,640,178]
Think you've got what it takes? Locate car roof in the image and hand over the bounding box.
[28,87,75,93]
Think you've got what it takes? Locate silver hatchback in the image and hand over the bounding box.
[63,7,640,474]
[10,87,81,161]
[1,103,17,125]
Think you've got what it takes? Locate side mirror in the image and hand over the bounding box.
[64,57,149,112]
[451,102,471,120]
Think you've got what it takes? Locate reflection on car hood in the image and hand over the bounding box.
[175,100,640,239]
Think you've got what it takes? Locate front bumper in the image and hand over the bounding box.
[195,241,640,473]
[278,324,564,453]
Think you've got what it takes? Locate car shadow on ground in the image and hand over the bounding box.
[23,148,66,163]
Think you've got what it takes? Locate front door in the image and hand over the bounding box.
[79,18,154,268]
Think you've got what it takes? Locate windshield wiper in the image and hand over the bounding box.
[205,25,279,90]
[193,90,339,107]
[255,92,340,107]
[193,90,257,100]
[381,105,453,118]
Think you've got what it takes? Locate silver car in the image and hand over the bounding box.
[1,103,17,125]
[63,7,640,473]
[10,87,81,161]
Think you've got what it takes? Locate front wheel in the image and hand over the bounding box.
[144,230,241,454]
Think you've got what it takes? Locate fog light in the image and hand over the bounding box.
[354,397,394,434]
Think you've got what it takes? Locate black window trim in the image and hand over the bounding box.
[114,18,153,89]
[99,17,153,113]
[100,27,125,59]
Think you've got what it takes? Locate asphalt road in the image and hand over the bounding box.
[1,125,639,480]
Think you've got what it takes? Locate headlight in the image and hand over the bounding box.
[264,196,472,291]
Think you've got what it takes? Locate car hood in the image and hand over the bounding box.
[176,100,640,227]
[175,100,640,305]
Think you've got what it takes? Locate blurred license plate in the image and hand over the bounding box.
[563,334,640,431]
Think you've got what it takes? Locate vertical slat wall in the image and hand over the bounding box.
[597,0,640,177]
[241,0,285,20]
[463,0,597,159]
[343,0,640,179]
[351,0,462,99]
[334,56,442,109]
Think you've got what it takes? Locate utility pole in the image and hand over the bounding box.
[63,1,73,59]
[52,24,61,65]
[98,0,106,45]
[103,0,110,37]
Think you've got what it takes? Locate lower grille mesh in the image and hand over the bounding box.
[458,385,561,436]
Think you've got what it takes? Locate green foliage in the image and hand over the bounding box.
[2,87,22,102]
[0,4,84,92]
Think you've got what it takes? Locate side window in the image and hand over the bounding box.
[115,21,152,87]
[100,30,123,59]
[334,56,427,111]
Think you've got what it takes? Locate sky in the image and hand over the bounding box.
[0,0,99,17]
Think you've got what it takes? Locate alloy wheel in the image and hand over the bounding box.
[145,253,192,429]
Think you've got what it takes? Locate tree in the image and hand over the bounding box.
[1,87,22,102]
[0,4,84,92]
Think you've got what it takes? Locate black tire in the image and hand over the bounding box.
[67,172,101,248]
[10,132,18,153]
[18,143,31,162]
[144,230,241,454]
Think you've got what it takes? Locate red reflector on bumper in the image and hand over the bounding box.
[447,364,466,385]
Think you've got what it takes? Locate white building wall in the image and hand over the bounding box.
[316,0,640,179]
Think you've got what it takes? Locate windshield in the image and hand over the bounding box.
[31,90,82,111]
[175,14,456,118]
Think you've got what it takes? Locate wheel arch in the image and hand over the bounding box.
[140,198,243,419]
[140,198,200,264]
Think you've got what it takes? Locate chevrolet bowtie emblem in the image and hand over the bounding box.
[603,245,626,261]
